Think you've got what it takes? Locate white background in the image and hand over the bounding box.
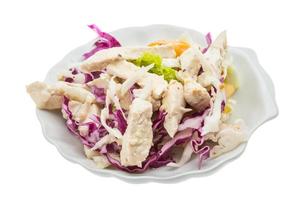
[0,0,300,199]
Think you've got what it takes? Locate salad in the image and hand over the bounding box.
[27,24,246,173]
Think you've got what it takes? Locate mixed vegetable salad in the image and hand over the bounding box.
[27,25,246,173]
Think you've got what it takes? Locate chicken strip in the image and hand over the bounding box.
[106,60,138,79]
[180,44,220,76]
[133,87,161,111]
[205,120,246,158]
[120,98,153,167]
[162,58,180,68]
[80,45,176,72]
[183,79,210,112]
[84,146,110,169]
[179,46,203,77]
[54,82,95,103]
[66,100,90,122]
[26,81,62,110]
[205,31,227,68]
[107,60,168,99]
[142,73,168,99]
[86,73,111,89]
[115,82,134,111]
[161,80,191,138]
[179,43,222,91]
[77,103,101,136]
[27,81,95,110]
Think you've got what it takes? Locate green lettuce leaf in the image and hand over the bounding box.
[132,52,177,82]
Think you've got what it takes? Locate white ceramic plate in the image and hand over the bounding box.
[36,24,278,183]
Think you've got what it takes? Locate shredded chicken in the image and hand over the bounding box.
[84,146,110,169]
[116,88,132,110]
[106,60,138,79]
[67,101,90,121]
[141,73,168,99]
[81,45,176,72]
[54,81,95,103]
[183,79,210,112]
[26,81,62,110]
[26,81,95,109]
[92,155,111,169]
[161,80,191,137]
[202,90,225,135]
[86,73,111,89]
[179,45,221,89]
[78,103,101,136]
[91,134,120,151]
[179,46,203,77]
[84,145,100,159]
[205,31,227,68]
[106,60,168,100]
[120,98,153,167]
[205,120,246,158]
[162,58,180,68]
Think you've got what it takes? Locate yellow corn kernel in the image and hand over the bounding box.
[225,67,239,88]
[223,104,232,114]
[224,83,236,98]
[220,83,225,90]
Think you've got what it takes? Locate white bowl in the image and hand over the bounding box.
[36,24,278,183]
